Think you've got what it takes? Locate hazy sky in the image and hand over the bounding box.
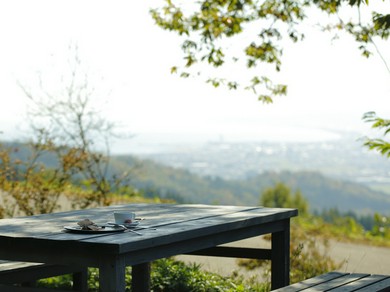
[1,1,389,152]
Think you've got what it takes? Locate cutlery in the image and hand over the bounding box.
[107,223,142,235]
[134,226,157,231]
[126,229,142,235]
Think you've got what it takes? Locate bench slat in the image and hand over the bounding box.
[0,283,72,292]
[273,272,390,292]
[354,277,390,292]
[330,274,390,292]
[272,272,348,291]
[0,262,82,284]
[0,261,88,291]
[303,273,369,291]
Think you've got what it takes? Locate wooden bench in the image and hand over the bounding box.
[0,261,88,292]
[272,271,390,291]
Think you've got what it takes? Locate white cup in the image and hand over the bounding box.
[114,212,136,224]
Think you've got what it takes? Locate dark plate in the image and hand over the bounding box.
[63,225,126,234]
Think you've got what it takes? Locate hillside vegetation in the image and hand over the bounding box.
[116,155,390,216]
[3,141,389,216]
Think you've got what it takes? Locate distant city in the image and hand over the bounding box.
[126,131,390,188]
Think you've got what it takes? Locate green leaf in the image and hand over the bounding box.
[258,95,273,104]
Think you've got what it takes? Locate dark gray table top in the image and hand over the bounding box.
[0,204,297,265]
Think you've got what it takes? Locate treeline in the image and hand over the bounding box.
[315,208,390,235]
[3,141,390,218]
[259,183,390,246]
[116,156,390,216]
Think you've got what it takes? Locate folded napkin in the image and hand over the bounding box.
[77,219,102,231]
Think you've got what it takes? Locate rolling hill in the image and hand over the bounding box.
[2,140,390,216]
[117,156,390,215]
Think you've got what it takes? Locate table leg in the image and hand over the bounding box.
[72,267,88,292]
[132,262,151,292]
[99,257,126,292]
[271,219,290,290]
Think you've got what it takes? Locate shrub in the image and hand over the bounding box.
[238,222,342,286]
[37,258,267,291]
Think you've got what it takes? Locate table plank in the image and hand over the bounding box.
[0,204,295,239]
[55,207,295,251]
[0,205,296,257]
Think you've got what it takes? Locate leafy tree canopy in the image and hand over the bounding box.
[151,0,389,103]
[260,182,309,215]
[363,111,390,157]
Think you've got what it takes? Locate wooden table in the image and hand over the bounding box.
[0,204,297,291]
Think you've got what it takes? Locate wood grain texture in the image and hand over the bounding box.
[0,261,87,291]
[273,272,390,292]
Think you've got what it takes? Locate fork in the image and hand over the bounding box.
[107,223,142,235]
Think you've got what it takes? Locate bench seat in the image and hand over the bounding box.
[0,260,88,291]
[273,271,390,291]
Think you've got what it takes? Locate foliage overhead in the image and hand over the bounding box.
[151,0,390,186]
[151,0,389,102]
[363,111,390,157]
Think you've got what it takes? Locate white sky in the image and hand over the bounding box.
[1,0,389,152]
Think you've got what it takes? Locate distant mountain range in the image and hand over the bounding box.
[120,156,390,216]
[3,138,390,216]
[117,133,390,215]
